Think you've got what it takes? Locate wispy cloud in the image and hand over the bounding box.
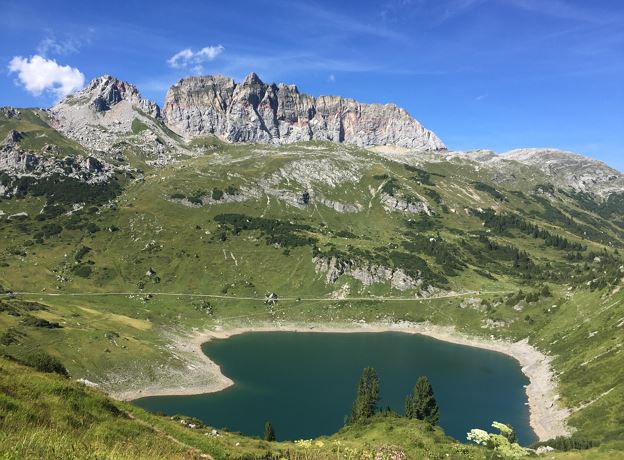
[36,29,95,57]
[286,1,407,41]
[167,45,225,72]
[37,37,79,56]
[379,0,417,23]
[505,0,618,24]
[8,55,85,99]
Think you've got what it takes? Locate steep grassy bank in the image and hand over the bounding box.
[0,356,492,459]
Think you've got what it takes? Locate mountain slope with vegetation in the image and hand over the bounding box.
[1,75,623,458]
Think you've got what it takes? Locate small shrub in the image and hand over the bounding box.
[86,223,100,234]
[72,265,92,278]
[212,188,224,200]
[21,315,62,329]
[21,351,69,377]
[532,436,599,451]
[41,223,63,237]
[74,245,91,262]
[0,327,23,346]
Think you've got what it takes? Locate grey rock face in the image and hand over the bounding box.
[0,147,39,173]
[2,130,23,146]
[502,148,623,196]
[66,75,160,118]
[50,76,180,164]
[0,107,21,119]
[380,193,431,214]
[381,147,623,198]
[313,256,421,291]
[163,73,445,150]
[0,139,118,199]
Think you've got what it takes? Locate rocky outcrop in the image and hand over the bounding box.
[162,73,445,150]
[0,141,115,198]
[2,130,23,146]
[0,107,21,119]
[0,147,39,173]
[381,193,431,214]
[502,148,623,197]
[314,256,421,291]
[389,147,623,198]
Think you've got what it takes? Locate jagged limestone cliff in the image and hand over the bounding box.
[162,73,445,150]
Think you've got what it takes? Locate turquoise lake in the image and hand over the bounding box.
[134,332,536,444]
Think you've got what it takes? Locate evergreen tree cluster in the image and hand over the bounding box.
[466,235,536,275]
[349,369,440,426]
[401,234,466,276]
[404,377,440,425]
[473,182,507,202]
[475,209,585,251]
[214,213,317,249]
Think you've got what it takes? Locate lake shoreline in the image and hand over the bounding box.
[115,321,570,442]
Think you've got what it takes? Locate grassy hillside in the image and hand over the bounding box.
[1,112,624,457]
[0,356,492,459]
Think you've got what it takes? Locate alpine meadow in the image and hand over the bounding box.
[1,1,624,459]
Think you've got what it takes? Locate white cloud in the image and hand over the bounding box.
[8,55,85,98]
[167,45,224,70]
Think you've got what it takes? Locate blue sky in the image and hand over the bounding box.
[1,0,623,170]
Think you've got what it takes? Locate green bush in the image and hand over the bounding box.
[41,223,63,237]
[74,245,91,262]
[473,181,506,202]
[532,436,599,451]
[212,188,224,200]
[86,223,100,234]
[72,265,92,278]
[20,351,69,377]
[21,316,62,329]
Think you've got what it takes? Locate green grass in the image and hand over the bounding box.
[0,356,491,459]
[1,140,623,456]
[0,109,87,158]
[131,118,149,134]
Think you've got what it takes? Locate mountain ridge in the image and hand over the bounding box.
[162,73,445,150]
[0,72,621,201]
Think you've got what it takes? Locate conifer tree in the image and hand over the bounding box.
[264,421,276,441]
[350,367,380,423]
[404,376,440,425]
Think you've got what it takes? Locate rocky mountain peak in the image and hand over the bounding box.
[241,72,264,86]
[48,75,178,161]
[58,75,160,118]
[163,73,445,150]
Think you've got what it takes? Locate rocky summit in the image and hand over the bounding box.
[50,76,181,164]
[162,72,445,150]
